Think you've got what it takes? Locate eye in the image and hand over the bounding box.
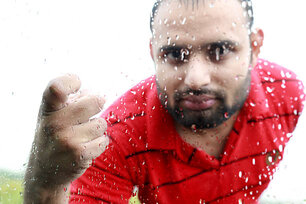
[207,42,234,62]
[162,48,190,65]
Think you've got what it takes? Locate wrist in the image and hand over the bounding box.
[24,174,70,204]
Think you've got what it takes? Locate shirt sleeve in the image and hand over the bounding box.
[69,137,134,203]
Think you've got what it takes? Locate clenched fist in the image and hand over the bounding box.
[24,74,109,203]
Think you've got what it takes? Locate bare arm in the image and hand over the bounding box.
[24,74,109,204]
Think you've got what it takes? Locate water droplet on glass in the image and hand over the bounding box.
[191,124,197,132]
[241,1,247,8]
[248,9,252,17]
[158,19,162,25]
[279,145,283,152]
[239,171,242,178]
[266,87,274,93]
[281,83,286,89]
[167,37,172,45]
[293,109,298,115]
[285,72,292,78]
[180,17,186,25]
[280,70,285,78]
[250,102,256,107]
[212,45,221,61]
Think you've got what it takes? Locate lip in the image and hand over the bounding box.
[180,95,217,110]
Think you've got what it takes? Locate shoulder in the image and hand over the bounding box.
[255,59,305,112]
[248,59,305,132]
[100,76,159,155]
[255,59,302,85]
[102,75,157,125]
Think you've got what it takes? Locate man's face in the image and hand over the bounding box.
[151,0,254,129]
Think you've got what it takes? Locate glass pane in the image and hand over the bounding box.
[0,0,305,203]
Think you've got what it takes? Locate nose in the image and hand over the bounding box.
[184,56,211,90]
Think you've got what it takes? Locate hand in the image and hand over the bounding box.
[26,74,109,189]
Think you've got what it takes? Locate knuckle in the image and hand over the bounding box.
[88,119,107,136]
[72,145,83,159]
[91,95,104,110]
[41,122,61,137]
[87,126,99,137]
[72,103,86,115]
[40,116,65,134]
[96,118,107,130]
[73,146,93,167]
[56,134,70,147]
[48,127,75,149]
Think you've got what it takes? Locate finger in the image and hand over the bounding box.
[42,74,81,112]
[80,135,110,161]
[68,89,91,102]
[58,95,105,126]
[69,118,107,144]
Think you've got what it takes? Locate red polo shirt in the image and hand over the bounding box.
[70,59,305,203]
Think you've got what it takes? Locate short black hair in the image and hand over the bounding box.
[150,0,254,32]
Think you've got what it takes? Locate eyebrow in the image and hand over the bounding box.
[159,40,238,53]
[159,45,185,53]
[207,40,238,48]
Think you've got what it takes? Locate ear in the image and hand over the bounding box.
[150,38,154,61]
[250,28,264,67]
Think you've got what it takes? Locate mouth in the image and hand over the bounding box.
[180,94,217,111]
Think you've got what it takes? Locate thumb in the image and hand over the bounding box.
[42,74,81,113]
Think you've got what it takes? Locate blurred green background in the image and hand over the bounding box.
[0,169,23,204]
[0,169,305,204]
[0,169,141,204]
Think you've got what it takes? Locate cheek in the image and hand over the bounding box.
[212,61,250,105]
[156,65,186,106]
[216,57,250,85]
[156,65,185,89]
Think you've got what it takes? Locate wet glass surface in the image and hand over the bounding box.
[0,0,305,203]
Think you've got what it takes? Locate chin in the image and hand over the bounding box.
[170,106,232,129]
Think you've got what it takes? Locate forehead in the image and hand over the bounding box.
[152,0,249,45]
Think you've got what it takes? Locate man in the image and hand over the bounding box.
[24,0,305,203]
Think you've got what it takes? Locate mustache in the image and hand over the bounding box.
[174,88,226,101]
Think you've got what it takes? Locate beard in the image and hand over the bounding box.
[156,70,251,129]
